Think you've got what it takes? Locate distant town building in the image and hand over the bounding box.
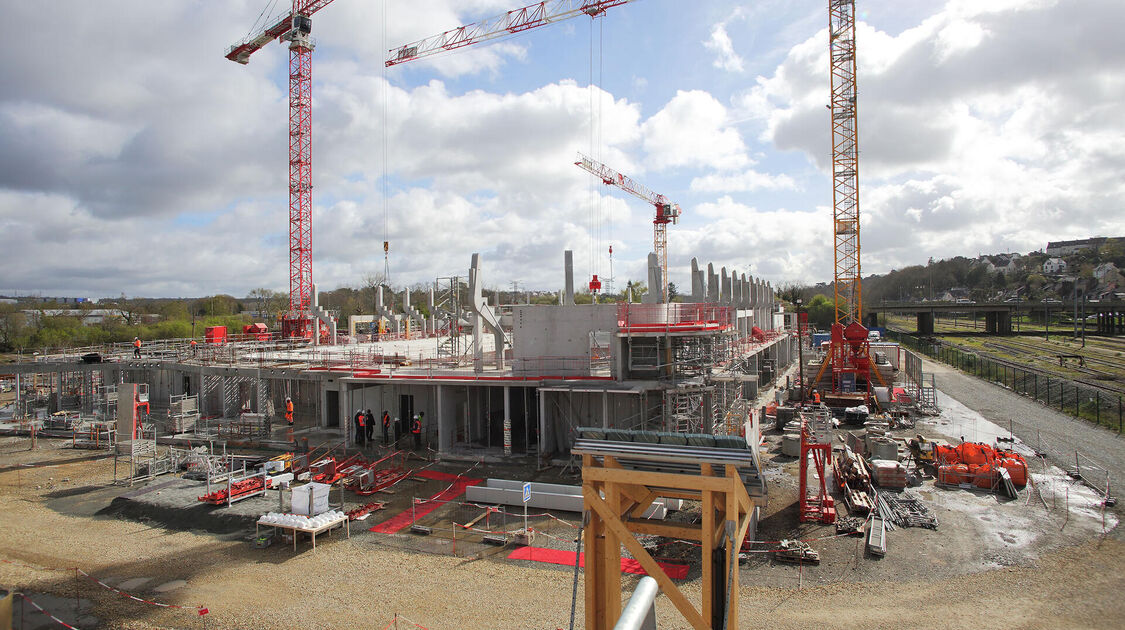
[1045,237,1109,256]
[21,309,128,326]
[1043,258,1069,274]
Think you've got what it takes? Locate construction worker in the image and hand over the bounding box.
[190,339,198,357]
[285,397,294,426]
[381,410,391,445]
[354,409,366,446]
[364,409,375,444]
[411,413,422,450]
[812,389,821,404]
[133,337,141,359]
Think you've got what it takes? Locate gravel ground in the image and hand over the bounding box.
[925,357,1125,499]
[3,357,1125,630]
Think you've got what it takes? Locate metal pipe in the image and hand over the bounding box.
[613,576,658,630]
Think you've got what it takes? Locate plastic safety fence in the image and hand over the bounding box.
[506,546,689,579]
[369,470,482,534]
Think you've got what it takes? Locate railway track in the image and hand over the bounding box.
[886,323,1125,396]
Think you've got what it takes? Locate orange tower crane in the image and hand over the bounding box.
[226,0,338,339]
[574,153,680,302]
[808,0,886,404]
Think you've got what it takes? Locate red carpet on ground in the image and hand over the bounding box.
[507,546,689,580]
[369,470,482,534]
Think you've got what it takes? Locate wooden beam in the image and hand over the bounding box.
[603,482,622,624]
[726,487,740,629]
[701,489,714,622]
[624,518,703,540]
[583,480,606,630]
[629,488,659,519]
[584,486,710,630]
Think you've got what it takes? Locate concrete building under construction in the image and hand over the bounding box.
[0,250,795,465]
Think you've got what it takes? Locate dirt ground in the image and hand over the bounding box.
[2,374,1125,628]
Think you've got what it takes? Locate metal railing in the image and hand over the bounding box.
[886,331,1124,432]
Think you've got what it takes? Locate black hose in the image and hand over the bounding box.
[569,515,586,630]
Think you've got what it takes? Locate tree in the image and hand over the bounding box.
[775,281,807,306]
[247,288,286,322]
[805,294,835,329]
[666,282,679,302]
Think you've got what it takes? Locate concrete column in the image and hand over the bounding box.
[603,390,610,428]
[503,385,512,456]
[732,273,742,307]
[917,311,935,335]
[538,390,548,466]
[707,263,718,303]
[643,253,662,304]
[564,250,575,305]
[720,267,731,304]
[691,258,704,302]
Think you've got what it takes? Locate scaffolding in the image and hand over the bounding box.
[113,438,173,486]
[167,392,200,434]
[434,276,468,364]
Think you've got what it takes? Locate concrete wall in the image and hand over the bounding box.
[510,304,620,375]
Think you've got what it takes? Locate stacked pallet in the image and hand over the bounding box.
[872,460,907,489]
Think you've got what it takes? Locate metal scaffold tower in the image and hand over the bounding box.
[799,410,836,523]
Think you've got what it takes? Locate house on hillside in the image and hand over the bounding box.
[980,253,1021,275]
[1043,258,1068,274]
[1094,262,1119,282]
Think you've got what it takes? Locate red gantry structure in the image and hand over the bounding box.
[575,153,680,302]
[226,0,338,339]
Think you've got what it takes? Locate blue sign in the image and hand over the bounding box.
[522,482,532,504]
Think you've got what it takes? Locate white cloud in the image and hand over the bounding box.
[705,21,744,73]
[641,90,748,171]
[735,0,1125,280]
[690,169,797,193]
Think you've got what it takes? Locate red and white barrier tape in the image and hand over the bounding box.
[2,557,207,615]
[16,593,79,629]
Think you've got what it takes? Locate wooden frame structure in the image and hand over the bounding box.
[581,453,755,629]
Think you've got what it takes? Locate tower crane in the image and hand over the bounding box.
[226,0,338,339]
[575,153,679,302]
[385,0,637,67]
[809,0,886,404]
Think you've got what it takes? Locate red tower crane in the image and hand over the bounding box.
[385,0,637,67]
[575,153,680,302]
[226,0,337,339]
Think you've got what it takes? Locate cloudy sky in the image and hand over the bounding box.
[1,0,1122,299]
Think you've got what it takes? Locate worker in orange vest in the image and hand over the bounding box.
[812,389,821,404]
[133,337,141,359]
[354,409,367,446]
[190,339,197,357]
[285,397,294,426]
[381,410,391,445]
[412,412,423,450]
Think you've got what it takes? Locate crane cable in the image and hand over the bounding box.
[587,15,607,293]
[382,0,390,286]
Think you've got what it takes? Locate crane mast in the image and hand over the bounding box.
[829,0,861,326]
[575,153,679,302]
[227,0,337,338]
